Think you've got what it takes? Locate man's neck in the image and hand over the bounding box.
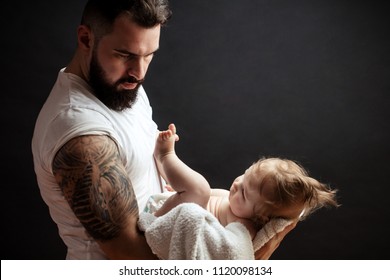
[64,52,89,82]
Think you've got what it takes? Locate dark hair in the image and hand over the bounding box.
[81,0,172,39]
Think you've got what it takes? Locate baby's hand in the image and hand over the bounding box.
[154,123,179,161]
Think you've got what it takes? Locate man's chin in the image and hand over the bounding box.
[106,87,140,111]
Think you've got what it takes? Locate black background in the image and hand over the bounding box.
[2,0,389,259]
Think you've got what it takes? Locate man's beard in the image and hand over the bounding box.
[89,53,144,111]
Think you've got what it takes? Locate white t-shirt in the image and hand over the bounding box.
[32,69,163,259]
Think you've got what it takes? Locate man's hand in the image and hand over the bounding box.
[254,221,297,260]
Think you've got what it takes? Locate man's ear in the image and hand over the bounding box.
[77,25,94,51]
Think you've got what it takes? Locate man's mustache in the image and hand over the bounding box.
[118,76,145,84]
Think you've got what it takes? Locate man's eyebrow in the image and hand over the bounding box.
[113,48,159,57]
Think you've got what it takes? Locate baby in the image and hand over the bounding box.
[154,124,338,239]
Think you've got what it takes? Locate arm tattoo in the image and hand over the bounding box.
[52,135,139,241]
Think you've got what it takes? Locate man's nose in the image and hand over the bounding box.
[127,57,147,80]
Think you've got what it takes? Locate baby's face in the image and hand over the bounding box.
[228,165,266,219]
[229,164,305,221]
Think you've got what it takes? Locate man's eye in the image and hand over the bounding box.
[116,53,128,59]
[116,53,136,60]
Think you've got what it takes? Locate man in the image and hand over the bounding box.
[32,0,294,259]
[32,0,171,259]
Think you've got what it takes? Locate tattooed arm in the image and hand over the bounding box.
[52,135,156,259]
